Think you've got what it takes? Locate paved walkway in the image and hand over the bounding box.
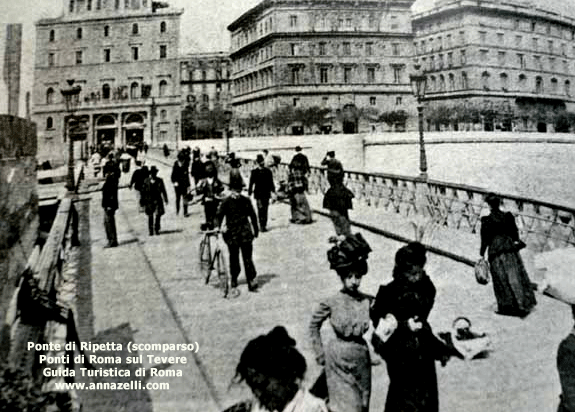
[75,158,571,412]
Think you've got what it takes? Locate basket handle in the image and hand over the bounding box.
[452,316,471,330]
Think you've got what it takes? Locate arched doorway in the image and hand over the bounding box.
[124,113,145,147]
[95,114,117,149]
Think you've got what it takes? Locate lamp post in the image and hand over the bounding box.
[175,118,180,151]
[224,109,233,155]
[409,64,428,180]
[61,79,82,192]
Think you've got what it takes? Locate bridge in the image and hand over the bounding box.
[12,143,575,412]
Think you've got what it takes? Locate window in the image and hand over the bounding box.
[344,67,352,83]
[290,43,297,56]
[517,53,525,69]
[75,50,83,64]
[497,51,506,65]
[392,43,400,56]
[77,27,82,39]
[343,42,351,55]
[370,96,376,106]
[159,45,167,59]
[346,18,352,28]
[46,117,53,129]
[395,96,402,105]
[115,0,119,9]
[446,34,452,48]
[439,75,445,91]
[393,66,401,83]
[449,73,455,90]
[160,109,167,120]
[320,67,328,83]
[130,82,139,99]
[366,42,373,56]
[87,0,92,10]
[367,67,375,83]
[515,35,522,47]
[481,71,490,90]
[565,80,570,96]
[479,31,486,43]
[293,97,299,107]
[460,49,466,65]
[159,80,167,96]
[549,57,556,70]
[548,40,554,54]
[461,72,468,89]
[48,53,55,67]
[480,50,488,62]
[132,47,138,61]
[438,54,443,69]
[46,88,54,104]
[535,76,543,93]
[70,0,74,12]
[104,48,110,62]
[291,67,300,84]
[500,73,508,90]
[532,38,538,51]
[160,22,166,33]
[319,42,326,56]
[531,21,536,31]
[447,52,453,67]
[96,0,101,9]
[102,83,110,99]
[534,55,541,70]
[290,15,297,28]
[497,33,504,44]
[202,70,207,80]
[104,25,109,37]
[132,23,139,35]
[49,30,55,42]
[459,30,465,44]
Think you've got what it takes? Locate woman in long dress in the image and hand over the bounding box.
[288,167,312,224]
[371,242,460,412]
[480,193,536,317]
[309,235,372,412]
[224,326,327,412]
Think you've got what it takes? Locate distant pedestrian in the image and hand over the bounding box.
[558,305,575,412]
[217,174,259,296]
[142,166,168,236]
[227,153,244,190]
[130,164,149,212]
[288,167,312,225]
[163,144,170,158]
[190,147,205,188]
[322,151,353,236]
[479,193,536,317]
[197,161,224,230]
[101,168,119,248]
[103,152,121,181]
[249,154,275,232]
[290,146,310,176]
[208,146,219,164]
[171,150,191,216]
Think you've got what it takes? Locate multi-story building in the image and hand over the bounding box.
[179,52,232,139]
[412,0,575,132]
[227,0,417,135]
[33,0,182,164]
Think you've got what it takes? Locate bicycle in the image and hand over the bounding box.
[198,229,230,298]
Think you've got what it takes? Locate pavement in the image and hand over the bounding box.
[73,156,572,412]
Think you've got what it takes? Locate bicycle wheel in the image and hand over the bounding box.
[215,249,229,298]
[198,235,212,283]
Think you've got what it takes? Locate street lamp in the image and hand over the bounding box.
[61,79,82,191]
[224,109,233,155]
[175,118,180,151]
[409,64,428,180]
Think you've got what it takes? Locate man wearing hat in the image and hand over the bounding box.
[142,166,168,236]
[289,146,310,176]
[248,154,275,232]
[216,174,259,296]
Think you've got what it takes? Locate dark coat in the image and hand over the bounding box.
[191,159,205,181]
[289,152,310,174]
[480,210,520,260]
[130,168,148,192]
[171,160,190,189]
[197,177,224,204]
[142,176,168,216]
[558,333,575,412]
[216,192,259,245]
[101,173,118,211]
[248,166,275,200]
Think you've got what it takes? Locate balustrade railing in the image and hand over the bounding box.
[233,157,575,255]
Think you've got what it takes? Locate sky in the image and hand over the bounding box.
[0,0,262,115]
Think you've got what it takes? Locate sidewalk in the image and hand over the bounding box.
[76,157,570,412]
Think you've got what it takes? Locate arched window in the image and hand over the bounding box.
[461,72,468,89]
[77,27,82,39]
[104,25,109,37]
[130,82,139,99]
[159,80,167,97]
[500,73,508,90]
[132,23,139,35]
[518,74,527,90]
[439,74,445,91]
[46,88,54,104]
[565,80,571,96]
[535,76,543,94]
[160,22,166,33]
[160,109,167,120]
[46,117,53,129]
[102,84,110,99]
[481,71,490,90]
[429,76,436,92]
[551,78,558,94]
[87,0,92,10]
[448,73,455,91]
[49,30,55,42]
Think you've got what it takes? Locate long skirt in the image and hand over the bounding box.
[290,192,312,224]
[489,250,536,315]
[325,338,371,412]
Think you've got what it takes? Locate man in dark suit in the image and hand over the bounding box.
[142,166,168,235]
[558,305,575,412]
[101,168,119,247]
[289,146,310,175]
[171,150,191,216]
[249,154,275,232]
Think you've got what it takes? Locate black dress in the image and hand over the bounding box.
[371,274,449,412]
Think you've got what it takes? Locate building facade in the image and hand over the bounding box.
[412,0,575,132]
[227,0,418,136]
[33,0,182,164]
[179,52,232,140]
